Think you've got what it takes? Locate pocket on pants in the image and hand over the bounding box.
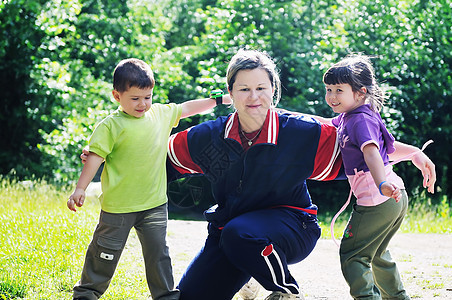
[97,235,123,250]
[93,211,130,264]
[95,235,123,264]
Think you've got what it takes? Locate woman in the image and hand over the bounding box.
[81,50,435,300]
[166,50,435,300]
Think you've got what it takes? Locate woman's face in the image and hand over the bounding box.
[229,68,274,124]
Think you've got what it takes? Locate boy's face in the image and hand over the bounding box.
[112,86,153,118]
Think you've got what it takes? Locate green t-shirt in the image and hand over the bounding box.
[89,103,182,213]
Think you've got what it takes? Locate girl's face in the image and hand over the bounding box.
[112,86,153,118]
[324,83,365,114]
[229,68,274,126]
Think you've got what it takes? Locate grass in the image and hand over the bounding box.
[0,179,98,299]
[320,194,452,240]
[1,178,451,299]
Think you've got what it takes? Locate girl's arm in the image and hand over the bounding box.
[181,94,232,119]
[277,108,333,125]
[308,114,333,125]
[68,152,104,211]
[363,143,401,201]
[390,141,436,193]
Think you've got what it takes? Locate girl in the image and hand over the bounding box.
[321,54,423,299]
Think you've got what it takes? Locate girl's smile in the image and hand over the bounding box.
[325,83,365,114]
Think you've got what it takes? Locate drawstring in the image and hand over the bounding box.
[388,140,433,166]
[330,168,362,248]
[330,140,433,248]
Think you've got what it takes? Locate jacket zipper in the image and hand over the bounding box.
[236,146,250,193]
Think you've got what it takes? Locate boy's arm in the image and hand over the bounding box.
[363,143,401,201]
[390,141,436,193]
[68,152,104,212]
[181,94,232,119]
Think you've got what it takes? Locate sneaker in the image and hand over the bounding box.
[264,291,305,300]
[238,277,261,299]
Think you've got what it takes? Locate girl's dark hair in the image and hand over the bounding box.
[323,54,388,112]
[113,58,155,92]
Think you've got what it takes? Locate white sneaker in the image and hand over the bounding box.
[264,291,305,300]
[238,277,261,300]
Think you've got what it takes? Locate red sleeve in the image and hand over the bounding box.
[309,123,343,181]
[168,129,204,175]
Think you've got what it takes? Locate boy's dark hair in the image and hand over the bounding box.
[113,58,155,92]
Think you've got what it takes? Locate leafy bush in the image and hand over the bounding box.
[1,0,450,207]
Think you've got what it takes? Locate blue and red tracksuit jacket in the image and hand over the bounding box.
[167,109,345,229]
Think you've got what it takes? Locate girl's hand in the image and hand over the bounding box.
[380,181,402,202]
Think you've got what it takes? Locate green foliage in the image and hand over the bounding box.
[401,195,452,233]
[0,0,54,179]
[0,277,26,299]
[328,0,452,200]
[1,0,451,205]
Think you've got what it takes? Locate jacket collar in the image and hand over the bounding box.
[224,108,279,146]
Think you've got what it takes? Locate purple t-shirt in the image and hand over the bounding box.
[332,104,396,176]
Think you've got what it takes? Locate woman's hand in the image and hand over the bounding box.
[411,152,436,193]
[80,147,89,164]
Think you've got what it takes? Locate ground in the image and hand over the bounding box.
[122,220,452,299]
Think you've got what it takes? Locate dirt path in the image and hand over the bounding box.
[164,220,452,300]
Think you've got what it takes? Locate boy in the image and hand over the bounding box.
[67,58,228,300]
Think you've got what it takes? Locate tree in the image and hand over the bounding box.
[1,0,450,204]
[175,0,451,203]
[327,0,452,200]
[0,0,55,179]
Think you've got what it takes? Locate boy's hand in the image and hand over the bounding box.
[223,94,233,105]
[67,188,85,212]
[380,181,402,202]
